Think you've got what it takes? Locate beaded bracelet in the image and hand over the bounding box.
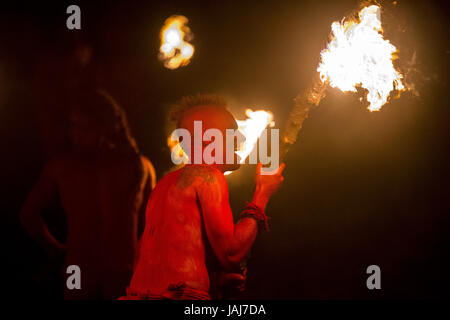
[239,201,270,232]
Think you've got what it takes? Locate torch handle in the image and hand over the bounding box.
[280,75,327,162]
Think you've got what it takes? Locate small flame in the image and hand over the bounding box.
[317,5,404,111]
[159,15,194,70]
[167,136,189,164]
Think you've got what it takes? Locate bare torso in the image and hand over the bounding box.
[129,166,214,294]
[127,162,284,299]
[53,152,153,298]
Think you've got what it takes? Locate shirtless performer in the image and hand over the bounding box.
[122,95,285,300]
[20,90,156,299]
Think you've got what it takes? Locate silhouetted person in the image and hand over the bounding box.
[20,89,156,299]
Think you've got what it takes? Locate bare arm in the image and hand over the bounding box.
[134,157,157,269]
[138,157,157,238]
[196,163,285,271]
[143,157,157,190]
[19,161,65,254]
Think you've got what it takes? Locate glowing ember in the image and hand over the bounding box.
[159,15,195,70]
[225,109,274,175]
[317,5,404,111]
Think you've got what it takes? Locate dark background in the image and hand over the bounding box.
[1,0,449,299]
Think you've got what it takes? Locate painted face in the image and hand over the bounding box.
[179,105,244,172]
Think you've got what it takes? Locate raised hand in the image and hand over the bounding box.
[252,163,285,210]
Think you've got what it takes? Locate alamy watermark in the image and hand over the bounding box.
[170,121,280,175]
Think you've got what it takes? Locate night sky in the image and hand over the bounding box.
[1,0,449,299]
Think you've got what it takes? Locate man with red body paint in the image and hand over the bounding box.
[123,95,285,300]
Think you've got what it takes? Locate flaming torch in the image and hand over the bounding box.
[159,15,195,69]
[281,5,405,160]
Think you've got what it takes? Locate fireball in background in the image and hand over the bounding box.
[159,15,195,70]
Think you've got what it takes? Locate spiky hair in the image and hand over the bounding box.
[168,94,228,128]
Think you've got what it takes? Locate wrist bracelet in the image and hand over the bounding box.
[239,201,270,232]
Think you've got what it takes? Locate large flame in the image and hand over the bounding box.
[159,15,194,70]
[236,109,275,164]
[317,5,404,111]
[224,109,274,175]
